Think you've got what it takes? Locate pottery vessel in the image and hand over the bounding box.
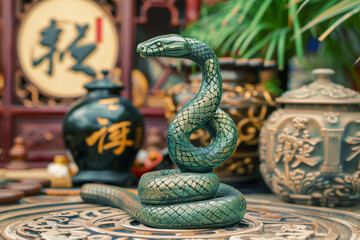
[259,69,360,207]
[165,58,277,182]
[63,70,144,186]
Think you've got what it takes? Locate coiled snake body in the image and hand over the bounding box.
[81,34,247,229]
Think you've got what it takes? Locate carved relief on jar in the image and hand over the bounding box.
[261,115,323,202]
[274,117,322,181]
[259,69,360,207]
[342,120,360,172]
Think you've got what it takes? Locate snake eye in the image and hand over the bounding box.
[157,42,162,47]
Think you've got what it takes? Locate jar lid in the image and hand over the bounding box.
[84,70,125,90]
[276,68,360,104]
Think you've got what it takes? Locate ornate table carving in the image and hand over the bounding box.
[0,196,359,239]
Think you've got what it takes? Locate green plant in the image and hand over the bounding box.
[296,0,360,88]
[183,0,360,88]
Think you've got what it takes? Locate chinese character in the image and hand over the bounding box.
[33,19,97,77]
[98,97,120,111]
[86,117,134,155]
[60,24,96,76]
[33,19,61,75]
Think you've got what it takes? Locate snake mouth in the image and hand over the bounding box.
[140,53,147,58]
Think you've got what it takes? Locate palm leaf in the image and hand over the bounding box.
[294,0,310,18]
[242,32,278,59]
[298,0,360,35]
[277,29,287,70]
[230,27,254,56]
[221,29,244,56]
[184,0,360,78]
[239,23,273,54]
[220,1,243,26]
[249,0,273,29]
[264,34,278,64]
[286,0,303,8]
[210,25,241,50]
[237,0,257,23]
[354,56,360,65]
[289,1,304,66]
[319,7,360,41]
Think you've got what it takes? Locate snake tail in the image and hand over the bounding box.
[80,34,247,229]
[81,183,246,229]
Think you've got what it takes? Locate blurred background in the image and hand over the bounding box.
[0,0,359,191]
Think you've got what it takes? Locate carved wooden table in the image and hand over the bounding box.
[0,195,359,239]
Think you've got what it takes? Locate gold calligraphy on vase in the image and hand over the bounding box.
[98,98,121,111]
[86,117,134,155]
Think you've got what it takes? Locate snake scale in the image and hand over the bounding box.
[80,34,247,229]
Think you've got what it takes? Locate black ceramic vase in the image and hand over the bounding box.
[63,70,144,186]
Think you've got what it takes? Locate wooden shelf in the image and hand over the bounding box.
[0,0,197,163]
[140,107,165,117]
[0,106,165,117]
[10,106,69,116]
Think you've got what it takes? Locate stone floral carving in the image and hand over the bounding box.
[272,168,317,201]
[342,171,360,195]
[270,166,360,207]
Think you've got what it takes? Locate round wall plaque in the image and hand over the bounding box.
[17,0,119,98]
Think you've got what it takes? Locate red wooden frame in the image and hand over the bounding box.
[0,0,200,164]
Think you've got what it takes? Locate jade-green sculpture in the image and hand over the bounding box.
[80,34,247,229]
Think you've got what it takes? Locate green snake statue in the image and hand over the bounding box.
[80,34,247,229]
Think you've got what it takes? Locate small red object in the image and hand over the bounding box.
[96,17,102,43]
[131,152,163,178]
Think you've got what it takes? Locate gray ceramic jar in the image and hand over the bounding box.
[259,69,360,207]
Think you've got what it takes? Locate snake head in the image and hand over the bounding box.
[137,34,191,58]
